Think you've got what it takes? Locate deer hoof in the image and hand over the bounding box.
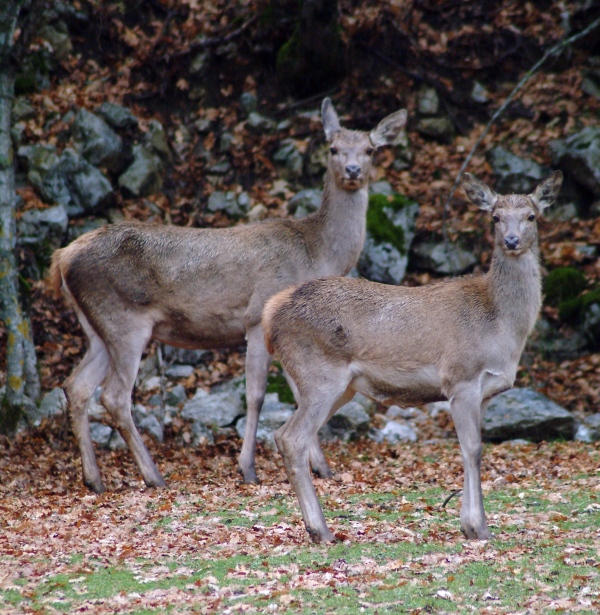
[311,465,334,479]
[461,524,491,541]
[306,526,337,544]
[144,475,167,488]
[84,477,106,494]
[238,467,260,484]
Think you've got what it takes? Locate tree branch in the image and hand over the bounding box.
[442,15,600,237]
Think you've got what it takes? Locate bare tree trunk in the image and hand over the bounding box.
[0,0,40,432]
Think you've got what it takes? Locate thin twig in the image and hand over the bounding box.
[441,489,462,508]
[274,88,339,115]
[441,15,600,239]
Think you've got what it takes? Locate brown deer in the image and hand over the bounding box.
[263,171,563,542]
[49,98,407,493]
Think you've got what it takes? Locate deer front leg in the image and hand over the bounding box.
[449,382,491,540]
[238,326,272,483]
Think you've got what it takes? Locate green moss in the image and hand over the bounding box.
[558,287,600,324]
[265,362,295,404]
[367,193,415,254]
[543,267,586,306]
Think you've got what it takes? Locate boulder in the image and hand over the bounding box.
[236,393,294,449]
[162,345,207,366]
[118,144,163,197]
[239,92,257,117]
[165,364,194,378]
[67,217,107,242]
[18,144,59,184]
[288,188,322,218]
[416,117,454,142]
[24,387,66,426]
[39,148,113,216]
[89,423,113,448]
[181,388,243,428]
[246,112,276,133]
[358,192,420,284]
[411,240,477,275]
[17,204,68,250]
[369,420,417,444]
[324,394,373,442]
[72,108,123,172]
[486,147,546,194]
[482,388,575,442]
[273,139,304,180]
[207,190,248,217]
[40,22,73,62]
[145,120,172,163]
[527,318,588,361]
[550,126,600,196]
[417,86,440,116]
[96,102,139,130]
[574,414,600,443]
[12,98,36,122]
[132,405,164,442]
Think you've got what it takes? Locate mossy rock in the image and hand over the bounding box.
[266,363,295,405]
[366,193,414,254]
[543,267,586,307]
[559,288,600,324]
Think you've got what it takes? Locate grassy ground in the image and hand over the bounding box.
[0,430,599,614]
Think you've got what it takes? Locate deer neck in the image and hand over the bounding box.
[487,241,542,339]
[305,169,369,276]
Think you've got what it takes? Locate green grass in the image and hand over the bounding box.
[3,479,599,614]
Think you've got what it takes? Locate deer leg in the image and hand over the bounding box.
[100,325,165,489]
[238,326,272,484]
[308,388,355,478]
[64,312,109,494]
[275,369,352,543]
[283,367,335,479]
[449,382,490,540]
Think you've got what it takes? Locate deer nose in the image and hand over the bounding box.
[345,165,361,179]
[504,235,520,250]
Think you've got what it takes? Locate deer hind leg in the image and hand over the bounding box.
[284,371,335,479]
[310,388,354,479]
[100,320,165,489]
[448,381,491,540]
[238,326,272,484]
[64,309,109,494]
[275,365,353,543]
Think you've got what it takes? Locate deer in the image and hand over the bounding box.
[262,170,563,543]
[49,98,408,494]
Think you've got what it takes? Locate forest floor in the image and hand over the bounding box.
[0,426,599,614]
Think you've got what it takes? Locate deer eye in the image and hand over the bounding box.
[528,214,536,221]
[492,215,500,223]
[330,147,338,155]
[366,147,374,156]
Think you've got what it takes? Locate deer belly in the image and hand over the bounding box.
[152,312,247,349]
[353,364,445,406]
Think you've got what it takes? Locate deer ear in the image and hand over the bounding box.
[369,109,407,148]
[530,170,563,212]
[461,173,499,211]
[321,98,341,141]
